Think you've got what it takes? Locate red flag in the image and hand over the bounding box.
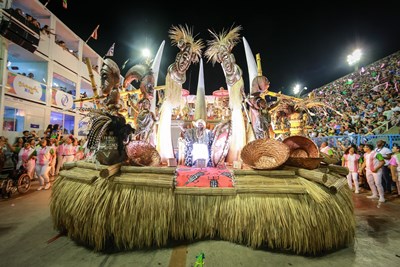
[105,43,115,57]
[62,0,67,9]
[90,25,99,40]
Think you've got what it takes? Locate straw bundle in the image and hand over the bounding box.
[50,167,355,255]
[321,152,340,165]
[285,157,323,170]
[99,163,122,178]
[51,174,174,251]
[76,161,109,170]
[233,169,295,177]
[319,165,349,176]
[171,182,354,254]
[114,173,174,188]
[63,161,77,170]
[241,139,290,170]
[59,169,98,184]
[121,166,176,174]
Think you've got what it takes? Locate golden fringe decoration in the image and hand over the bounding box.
[164,73,183,107]
[228,78,244,110]
[51,169,355,254]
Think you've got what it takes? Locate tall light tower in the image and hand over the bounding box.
[347,49,362,71]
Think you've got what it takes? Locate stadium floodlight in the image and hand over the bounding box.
[293,84,307,97]
[347,49,362,66]
[142,48,151,59]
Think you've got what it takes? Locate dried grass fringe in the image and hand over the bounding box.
[50,171,355,255]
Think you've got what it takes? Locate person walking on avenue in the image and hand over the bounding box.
[359,144,386,203]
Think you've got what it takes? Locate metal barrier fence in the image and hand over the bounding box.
[311,134,400,149]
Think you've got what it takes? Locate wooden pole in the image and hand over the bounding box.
[296,168,328,184]
[85,57,99,98]
[234,169,295,177]
[256,53,263,76]
[121,166,176,174]
[99,163,122,178]
[327,164,349,176]
[63,161,77,170]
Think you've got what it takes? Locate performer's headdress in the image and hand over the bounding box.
[169,24,204,63]
[205,25,242,65]
[192,119,206,127]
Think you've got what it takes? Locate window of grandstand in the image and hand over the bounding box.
[3,106,25,132]
[50,111,75,135]
[52,72,76,96]
[80,79,94,98]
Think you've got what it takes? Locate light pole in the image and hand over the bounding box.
[347,49,362,71]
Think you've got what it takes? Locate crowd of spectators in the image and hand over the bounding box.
[305,51,400,138]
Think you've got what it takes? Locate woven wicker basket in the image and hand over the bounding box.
[283,136,322,169]
[241,139,290,170]
[285,157,323,170]
[125,140,161,166]
[282,135,320,158]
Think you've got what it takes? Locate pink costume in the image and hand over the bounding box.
[343,154,360,192]
[16,147,35,179]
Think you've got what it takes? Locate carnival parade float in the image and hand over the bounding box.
[50,25,355,255]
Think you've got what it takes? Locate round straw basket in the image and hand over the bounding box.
[241,139,290,170]
[283,135,322,169]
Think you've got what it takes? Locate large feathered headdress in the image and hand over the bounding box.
[205,25,242,65]
[169,24,204,63]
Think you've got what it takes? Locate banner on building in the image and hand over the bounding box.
[6,72,46,103]
[51,89,75,109]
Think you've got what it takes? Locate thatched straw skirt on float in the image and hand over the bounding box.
[50,162,355,255]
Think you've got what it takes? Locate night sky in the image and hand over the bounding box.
[39,1,400,96]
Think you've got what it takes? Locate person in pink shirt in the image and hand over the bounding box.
[61,135,76,166]
[359,144,386,203]
[342,146,361,193]
[30,139,54,190]
[16,142,35,180]
[389,144,400,197]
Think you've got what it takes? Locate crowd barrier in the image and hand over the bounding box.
[311,134,400,149]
